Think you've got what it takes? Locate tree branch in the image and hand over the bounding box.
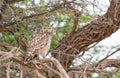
[68,59,120,78]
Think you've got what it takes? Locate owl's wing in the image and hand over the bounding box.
[25,33,50,61]
[27,33,50,55]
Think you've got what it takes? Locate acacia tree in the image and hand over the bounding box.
[0,0,120,78]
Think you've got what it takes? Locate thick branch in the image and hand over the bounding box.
[52,0,120,70]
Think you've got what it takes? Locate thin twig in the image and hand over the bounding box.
[33,59,65,78]
[34,69,46,78]
[6,61,11,78]
[96,47,120,67]
[37,58,70,78]
[42,63,63,78]
[20,65,24,78]
[63,0,81,33]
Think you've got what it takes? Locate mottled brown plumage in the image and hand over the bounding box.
[25,26,54,61]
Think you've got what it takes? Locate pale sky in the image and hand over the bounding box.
[94,0,120,47]
[99,29,120,46]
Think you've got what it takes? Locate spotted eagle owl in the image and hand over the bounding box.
[25,26,54,61]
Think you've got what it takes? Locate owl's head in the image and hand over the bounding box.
[41,26,54,34]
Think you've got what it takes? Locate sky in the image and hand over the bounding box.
[99,29,120,46]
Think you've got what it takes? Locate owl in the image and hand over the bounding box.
[25,26,54,62]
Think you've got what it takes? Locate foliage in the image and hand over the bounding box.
[0,0,120,78]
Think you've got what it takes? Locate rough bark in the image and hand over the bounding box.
[53,0,120,70]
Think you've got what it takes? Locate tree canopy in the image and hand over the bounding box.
[0,0,120,78]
